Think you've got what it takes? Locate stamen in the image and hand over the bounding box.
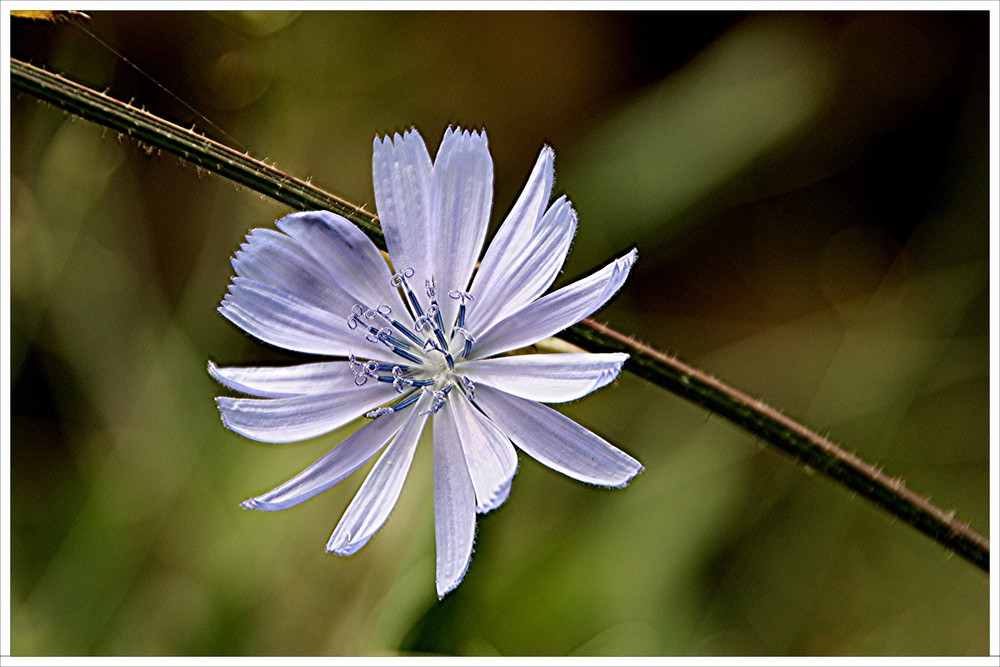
[392,268,425,321]
[385,344,423,365]
[370,362,406,373]
[419,384,453,416]
[390,318,424,346]
[423,339,455,370]
[449,290,475,354]
[359,300,421,346]
[448,290,474,303]
[391,365,412,392]
[453,326,476,359]
[426,301,451,350]
[363,303,398,332]
[413,304,437,333]
[390,267,415,288]
[372,368,433,391]
[366,391,421,419]
[372,326,414,352]
[349,354,369,385]
[461,376,476,401]
[453,327,476,342]
[432,306,448,346]
[348,301,424,365]
[426,280,448,341]
[346,304,365,329]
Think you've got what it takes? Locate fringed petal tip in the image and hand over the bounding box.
[593,456,643,489]
[606,462,644,489]
[374,127,425,148]
[214,396,281,444]
[207,360,245,395]
[214,395,231,427]
[436,568,469,599]
[211,390,246,438]
[442,124,488,145]
[325,536,368,557]
[240,495,311,512]
[477,474,514,514]
[326,512,381,555]
[622,247,639,267]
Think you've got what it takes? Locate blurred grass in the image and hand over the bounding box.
[8,10,991,656]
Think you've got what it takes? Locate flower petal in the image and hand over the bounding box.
[215,382,404,443]
[430,128,494,329]
[469,146,555,301]
[471,249,638,358]
[473,384,642,487]
[432,399,477,597]
[232,228,355,313]
[462,196,576,338]
[327,394,431,555]
[241,410,407,511]
[219,278,387,359]
[208,360,356,398]
[460,352,628,404]
[447,389,517,513]
[275,211,406,315]
[373,130,434,281]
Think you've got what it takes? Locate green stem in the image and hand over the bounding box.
[12,57,988,573]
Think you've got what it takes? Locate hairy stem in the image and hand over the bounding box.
[11,58,988,573]
[559,321,989,572]
[10,58,383,245]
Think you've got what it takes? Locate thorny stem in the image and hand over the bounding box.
[558,322,990,573]
[11,58,988,574]
[10,58,384,246]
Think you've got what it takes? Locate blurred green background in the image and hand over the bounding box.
[8,9,991,656]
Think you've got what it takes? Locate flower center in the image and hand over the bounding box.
[346,268,477,419]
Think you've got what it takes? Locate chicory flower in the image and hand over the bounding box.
[211,127,641,597]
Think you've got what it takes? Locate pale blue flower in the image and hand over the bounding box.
[210,127,642,597]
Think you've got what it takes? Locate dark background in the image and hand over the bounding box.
[9,10,990,656]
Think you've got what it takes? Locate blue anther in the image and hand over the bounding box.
[362,325,413,354]
[365,389,422,419]
[389,345,423,365]
[432,306,448,348]
[392,269,425,320]
[392,392,421,412]
[449,291,474,339]
[391,319,424,346]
